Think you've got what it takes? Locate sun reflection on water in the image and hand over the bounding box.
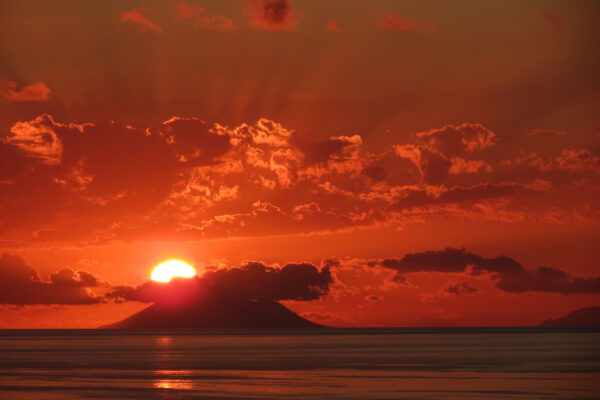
[155,336,172,346]
[153,370,194,390]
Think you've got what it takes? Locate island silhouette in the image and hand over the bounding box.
[102,302,600,329]
[539,307,600,327]
[101,293,322,329]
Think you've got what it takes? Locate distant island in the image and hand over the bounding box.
[101,296,600,330]
[100,295,323,329]
[539,307,600,327]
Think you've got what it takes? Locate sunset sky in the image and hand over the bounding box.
[1,0,599,328]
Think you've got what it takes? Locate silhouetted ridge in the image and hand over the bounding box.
[539,307,600,327]
[100,295,323,329]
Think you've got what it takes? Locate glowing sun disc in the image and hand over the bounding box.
[151,260,196,283]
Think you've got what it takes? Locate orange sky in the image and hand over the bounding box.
[0,0,599,328]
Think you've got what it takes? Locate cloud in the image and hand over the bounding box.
[121,9,162,33]
[443,281,478,296]
[495,266,600,294]
[449,158,487,174]
[176,1,235,30]
[420,280,478,303]
[368,247,600,295]
[376,12,435,35]
[0,253,332,306]
[394,123,496,183]
[160,116,232,166]
[246,0,297,30]
[327,20,339,32]
[0,115,180,237]
[505,149,600,174]
[392,183,522,210]
[1,80,51,102]
[554,149,600,173]
[2,114,598,245]
[395,145,452,183]
[108,261,332,304]
[361,165,387,182]
[0,253,102,304]
[416,123,497,155]
[542,12,565,28]
[290,134,362,164]
[3,114,63,164]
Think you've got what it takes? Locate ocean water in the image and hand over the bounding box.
[0,328,598,399]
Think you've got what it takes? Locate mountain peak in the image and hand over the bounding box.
[100,295,323,329]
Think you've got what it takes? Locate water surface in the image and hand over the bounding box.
[0,328,598,399]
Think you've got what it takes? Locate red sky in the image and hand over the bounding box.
[0,0,599,328]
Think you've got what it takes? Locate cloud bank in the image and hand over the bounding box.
[0,254,102,304]
[0,114,598,245]
[108,261,332,304]
[368,247,600,295]
[1,250,596,308]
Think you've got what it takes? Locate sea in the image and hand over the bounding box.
[0,328,598,399]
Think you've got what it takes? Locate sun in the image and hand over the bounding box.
[151,260,196,283]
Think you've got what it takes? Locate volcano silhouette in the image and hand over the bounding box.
[100,294,323,329]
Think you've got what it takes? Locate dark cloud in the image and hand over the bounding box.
[393,124,497,184]
[246,0,296,30]
[0,253,102,304]
[361,166,387,182]
[290,134,361,164]
[108,261,332,304]
[394,146,466,184]
[495,266,600,294]
[373,247,522,276]
[434,183,521,206]
[261,0,289,22]
[369,247,600,295]
[160,117,232,166]
[443,281,478,296]
[362,151,420,186]
[0,114,180,237]
[392,183,522,210]
[370,248,472,274]
[420,280,479,302]
[416,148,452,183]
